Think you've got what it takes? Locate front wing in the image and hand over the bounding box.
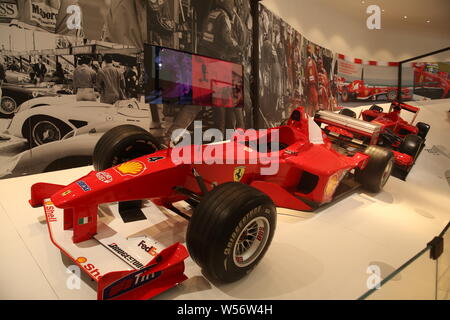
[42,199,188,300]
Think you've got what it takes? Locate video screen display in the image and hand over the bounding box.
[144,44,243,108]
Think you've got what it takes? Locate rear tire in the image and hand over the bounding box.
[416,122,430,140]
[356,146,394,193]
[387,90,397,101]
[339,108,356,118]
[93,125,161,171]
[187,182,276,283]
[341,88,351,102]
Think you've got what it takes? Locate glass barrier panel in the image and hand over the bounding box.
[361,248,437,300]
[437,228,450,300]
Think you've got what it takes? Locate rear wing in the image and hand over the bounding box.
[390,101,420,113]
[390,102,420,125]
[314,110,382,145]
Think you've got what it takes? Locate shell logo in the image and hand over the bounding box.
[115,161,146,176]
[76,257,87,263]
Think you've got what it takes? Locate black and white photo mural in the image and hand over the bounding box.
[0,0,254,179]
[258,4,338,128]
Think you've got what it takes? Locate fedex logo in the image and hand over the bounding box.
[138,240,158,257]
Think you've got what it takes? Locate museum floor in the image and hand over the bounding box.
[0,99,449,300]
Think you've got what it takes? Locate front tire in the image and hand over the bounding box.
[93,125,161,171]
[23,115,72,147]
[416,122,430,140]
[399,134,423,160]
[187,182,276,283]
[356,146,394,193]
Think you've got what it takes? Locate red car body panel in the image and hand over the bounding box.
[30,106,376,299]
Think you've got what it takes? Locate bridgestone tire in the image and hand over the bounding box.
[93,125,161,171]
[399,134,423,160]
[416,122,430,140]
[356,146,394,193]
[187,182,276,283]
[339,108,356,118]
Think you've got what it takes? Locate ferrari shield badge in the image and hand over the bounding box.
[233,166,246,182]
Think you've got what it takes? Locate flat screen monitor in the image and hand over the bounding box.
[144,44,244,108]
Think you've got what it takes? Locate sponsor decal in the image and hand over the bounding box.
[102,263,162,300]
[233,166,246,182]
[76,257,101,280]
[29,1,58,30]
[324,170,347,200]
[44,201,57,223]
[325,175,339,197]
[107,243,145,269]
[96,172,113,184]
[76,180,91,192]
[147,156,165,163]
[76,257,87,263]
[61,190,72,197]
[115,161,146,176]
[0,1,18,20]
[137,240,158,257]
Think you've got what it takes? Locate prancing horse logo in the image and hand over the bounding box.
[233,166,246,182]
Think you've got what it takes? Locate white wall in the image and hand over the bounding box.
[261,0,449,62]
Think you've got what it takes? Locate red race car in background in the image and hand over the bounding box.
[340,80,411,102]
[30,107,395,300]
[318,101,430,180]
[414,63,450,99]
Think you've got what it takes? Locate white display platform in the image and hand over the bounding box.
[0,100,449,300]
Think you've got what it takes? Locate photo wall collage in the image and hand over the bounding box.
[0,0,448,179]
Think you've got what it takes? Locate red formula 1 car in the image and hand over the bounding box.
[341,80,411,102]
[29,107,394,300]
[319,101,430,180]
